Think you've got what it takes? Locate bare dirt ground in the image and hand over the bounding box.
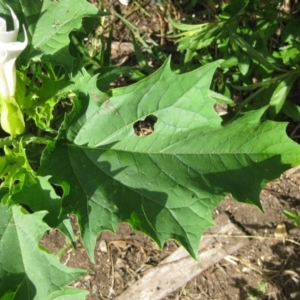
[41,1,300,299]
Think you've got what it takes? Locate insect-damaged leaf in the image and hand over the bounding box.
[39,59,300,261]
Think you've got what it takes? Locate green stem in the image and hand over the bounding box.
[0,136,16,148]
[0,135,51,148]
[22,135,50,146]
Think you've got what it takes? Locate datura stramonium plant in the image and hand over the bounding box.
[0,6,27,136]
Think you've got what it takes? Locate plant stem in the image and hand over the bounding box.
[0,135,51,148]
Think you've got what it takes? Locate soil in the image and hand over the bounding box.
[41,1,300,299]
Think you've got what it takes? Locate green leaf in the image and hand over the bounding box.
[291,39,300,52]
[223,0,249,15]
[0,0,102,71]
[0,204,87,299]
[209,90,235,106]
[279,46,300,65]
[10,173,76,243]
[283,209,300,227]
[49,287,89,300]
[269,73,300,118]
[220,56,239,69]
[38,59,300,261]
[169,18,210,32]
[237,53,250,76]
[282,100,300,121]
[169,18,222,54]
[229,32,284,71]
[58,60,98,97]
[283,209,299,219]
[0,144,75,244]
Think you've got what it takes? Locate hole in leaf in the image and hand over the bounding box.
[51,184,64,197]
[133,115,157,137]
[19,203,34,214]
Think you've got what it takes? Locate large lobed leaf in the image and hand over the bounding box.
[0,204,86,299]
[38,59,300,260]
[9,171,76,243]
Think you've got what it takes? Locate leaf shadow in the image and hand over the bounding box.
[0,272,36,299]
[60,143,172,259]
[203,155,292,208]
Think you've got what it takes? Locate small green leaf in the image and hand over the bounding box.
[257,281,266,292]
[237,54,250,76]
[269,73,300,118]
[220,56,239,69]
[282,100,300,121]
[168,18,210,33]
[49,287,89,300]
[209,90,236,106]
[229,32,284,71]
[283,209,299,219]
[283,209,300,227]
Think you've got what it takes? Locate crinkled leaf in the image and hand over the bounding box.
[38,59,300,261]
